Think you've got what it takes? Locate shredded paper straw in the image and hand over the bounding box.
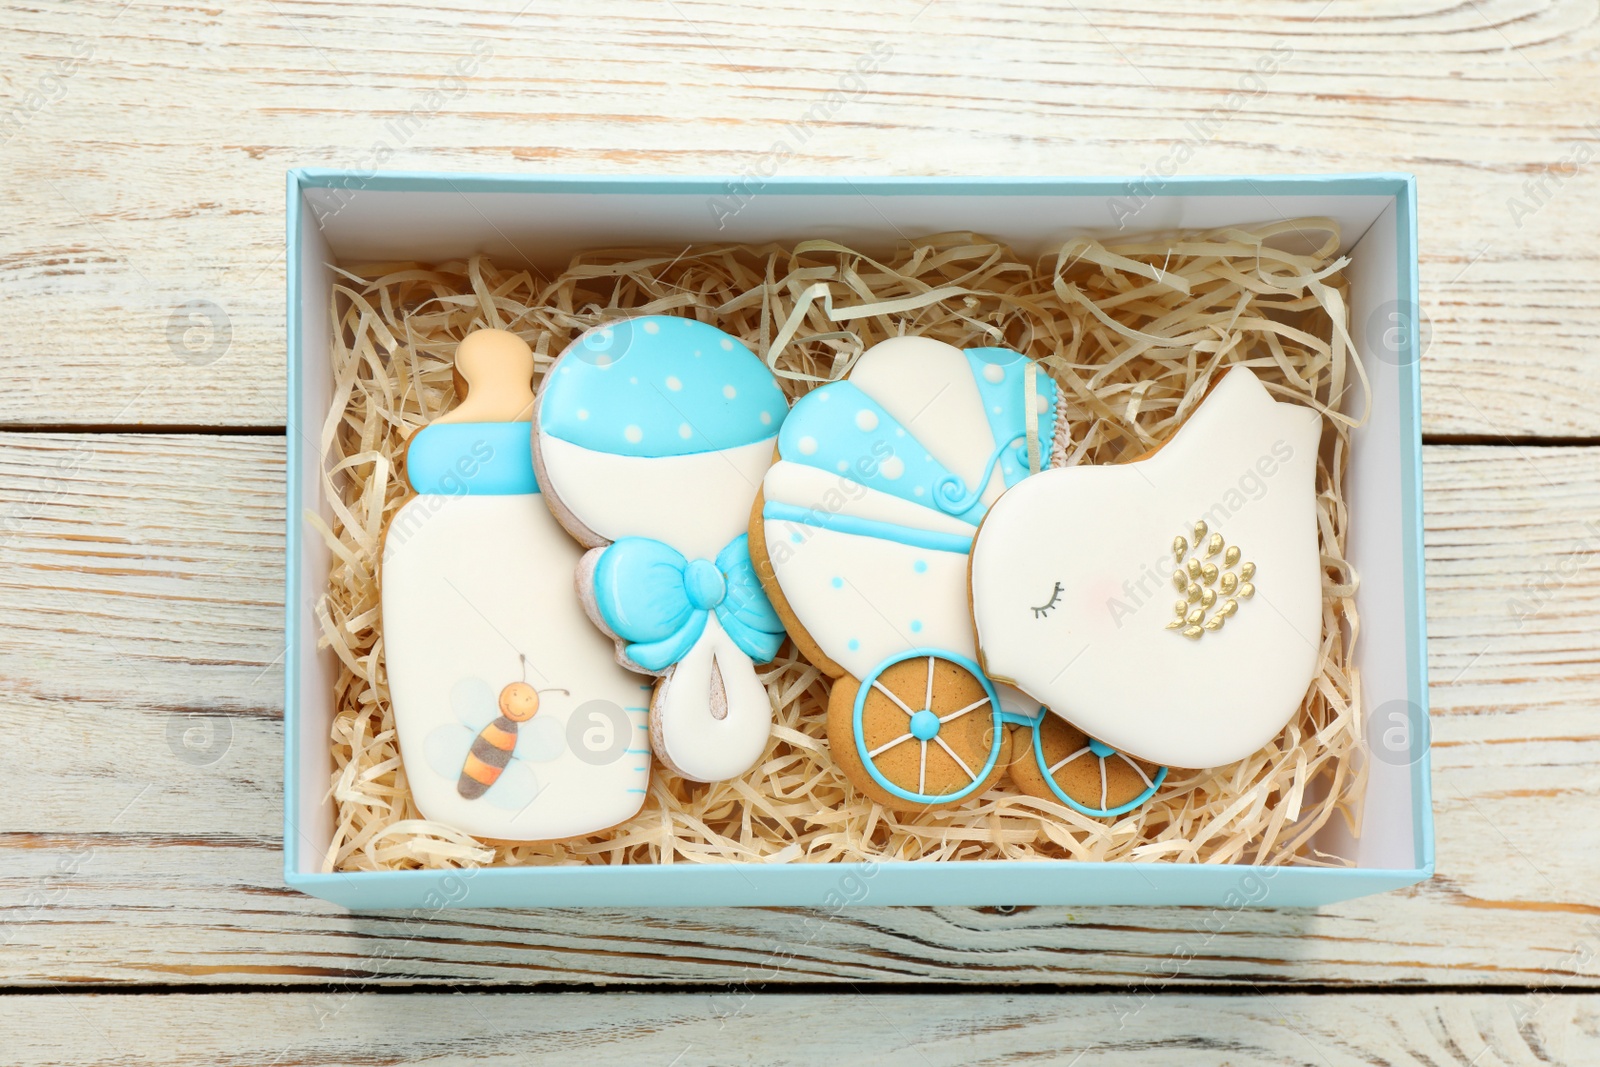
[313,220,1366,872]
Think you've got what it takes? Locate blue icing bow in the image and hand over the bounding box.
[592,534,786,672]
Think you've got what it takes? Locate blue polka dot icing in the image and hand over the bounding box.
[831,576,844,588]
[540,316,787,457]
[776,381,989,525]
[910,619,923,633]
[847,638,860,652]
[964,347,1059,487]
[913,559,927,573]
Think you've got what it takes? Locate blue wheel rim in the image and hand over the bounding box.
[1027,714,1166,817]
[852,648,1004,805]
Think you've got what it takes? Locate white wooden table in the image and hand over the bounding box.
[4,1,1599,1062]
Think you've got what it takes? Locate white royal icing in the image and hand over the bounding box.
[652,613,774,782]
[382,492,650,840]
[969,367,1324,768]
[759,337,1056,685]
[538,433,778,562]
[761,518,974,680]
[845,336,1010,507]
[762,461,978,540]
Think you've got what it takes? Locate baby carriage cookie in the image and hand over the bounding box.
[381,330,651,841]
[970,366,1324,770]
[532,316,791,784]
[751,336,1161,815]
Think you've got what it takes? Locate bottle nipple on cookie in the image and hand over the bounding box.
[436,329,537,425]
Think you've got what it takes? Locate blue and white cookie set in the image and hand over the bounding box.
[382,316,1325,841]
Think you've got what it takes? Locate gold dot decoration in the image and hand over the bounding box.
[1166,521,1255,640]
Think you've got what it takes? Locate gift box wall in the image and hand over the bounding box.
[284,172,1429,909]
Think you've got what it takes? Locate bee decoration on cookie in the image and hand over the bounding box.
[424,655,570,807]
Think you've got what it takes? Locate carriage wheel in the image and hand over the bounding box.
[827,648,1009,810]
[1009,713,1166,818]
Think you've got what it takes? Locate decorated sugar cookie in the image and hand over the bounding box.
[969,366,1324,770]
[532,316,790,784]
[750,336,1149,813]
[382,330,651,841]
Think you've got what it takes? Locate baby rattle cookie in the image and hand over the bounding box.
[381,329,651,841]
[532,316,791,784]
[750,336,1061,810]
[969,365,1324,770]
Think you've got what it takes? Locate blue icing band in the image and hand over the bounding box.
[964,348,1058,487]
[539,315,788,457]
[762,501,973,555]
[405,421,538,495]
[776,382,989,525]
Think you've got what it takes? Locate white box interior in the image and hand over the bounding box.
[291,206,338,869]
[290,184,1417,876]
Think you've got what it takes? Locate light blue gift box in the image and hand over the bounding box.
[285,171,1429,910]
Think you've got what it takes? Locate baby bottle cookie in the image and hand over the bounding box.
[381,330,651,841]
[532,316,791,784]
[970,366,1324,770]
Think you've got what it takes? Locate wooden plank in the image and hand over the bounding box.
[2,433,1598,989]
[2,0,1598,434]
[4,992,1599,1065]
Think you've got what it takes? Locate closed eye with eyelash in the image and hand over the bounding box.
[1031,581,1063,619]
